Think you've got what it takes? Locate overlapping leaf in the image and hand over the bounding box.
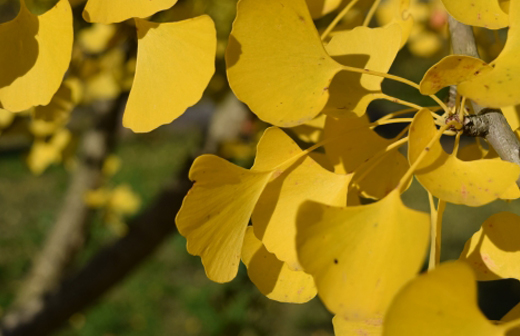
[324,116,409,198]
[252,138,350,271]
[0,0,72,112]
[241,227,317,303]
[296,190,429,320]
[419,55,492,95]
[176,127,347,283]
[503,105,520,131]
[333,315,382,336]
[383,262,505,336]
[306,0,341,19]
[123,16,216,133]
[441,0,509,29]
[460,212,520,281]
[408,109,520,206]
[323,24,402,117]
[83,0,178,24]
[376,0,413,47]
[458,0,520,107]
[226,0,343,127]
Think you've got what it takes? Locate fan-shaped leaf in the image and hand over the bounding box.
[441,0,509,29]
[83,0,178,24]
[123,16,216,133]
[297,190,429,320]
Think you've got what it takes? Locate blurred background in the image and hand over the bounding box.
[0,0,519,335]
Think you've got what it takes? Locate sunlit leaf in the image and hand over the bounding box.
[441,0,509,29]
[460,212,520,281]
[290,114,326,144]
[376,0,413,47]
[241,227,317,303]
[0,0,73,112]
[123,16,216,133]
[226,0,343,127]
[419,55,492,95]
[503,105,520,131]
[177,127,318,283]
[458,0,520,107]
[176,154,272,283]
[408,109,520,206]
[333,315,382,336]
[83,0,178,24]
[323,24,402,117]
[297,190,429,320]
[78,23,117,54]
[252,139,350,271]
[383,261,505,336]
[306,0,341,19]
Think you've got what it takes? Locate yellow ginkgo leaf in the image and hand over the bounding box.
[353,148,410,200]
[0,108,14,130]
[460,212,520,281]
[503,105,520,131]
[226,0,343,127]
[458,0,520,107]
[502,302,520,336]
[306,0,341,19]
[290,114,327,144]
[176,155,271,283]
[323,24,402,117]
[108,184,142,216]
[0,0,72,112]
[441,0,509,29]
[409,109,520,206]
[78,23,117,54]
[83,0,178,24]
[383,261,505,336]
[324,116,390,174]
[252,140,350,271]
[177,127,316,283]
[123,16,216,133]
[333,315,382,336]
[419,55,492,95]
[296,190,429,320]
[376,0,413,48]
[241,227,317,303]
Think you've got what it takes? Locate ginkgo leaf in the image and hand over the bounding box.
[458,0,520,107]
[376,0,413,48]
[0,108,15,130]
[306,0,341,19]
[83,0,178,24]
[408,109,520,206]
[226,0,343,127]
[502,302,520,336]
[241,227,317,303]
[419,55,492,95]
[333,315,382,336]
[0,0,72,112]
[460,212,520,281]
[290,114,326,144]
[503,105,520,131]
[353,148,410,200]
[177,127,321,283]
[123,16,216,133]
[323,24,402,117]
[252,141,350,271]
[176,155,272,283]
[383,261,505,336]
[296,190,429,320]
[441,0,509,29]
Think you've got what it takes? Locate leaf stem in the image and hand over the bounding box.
[341,65,451,115]
[428,193,445,271]
[382,95,425,111]
[321,0,361,40]
[362,0,381,26]
[370,118,414,127]
[397,122,455,192]
[378,106,442,122]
